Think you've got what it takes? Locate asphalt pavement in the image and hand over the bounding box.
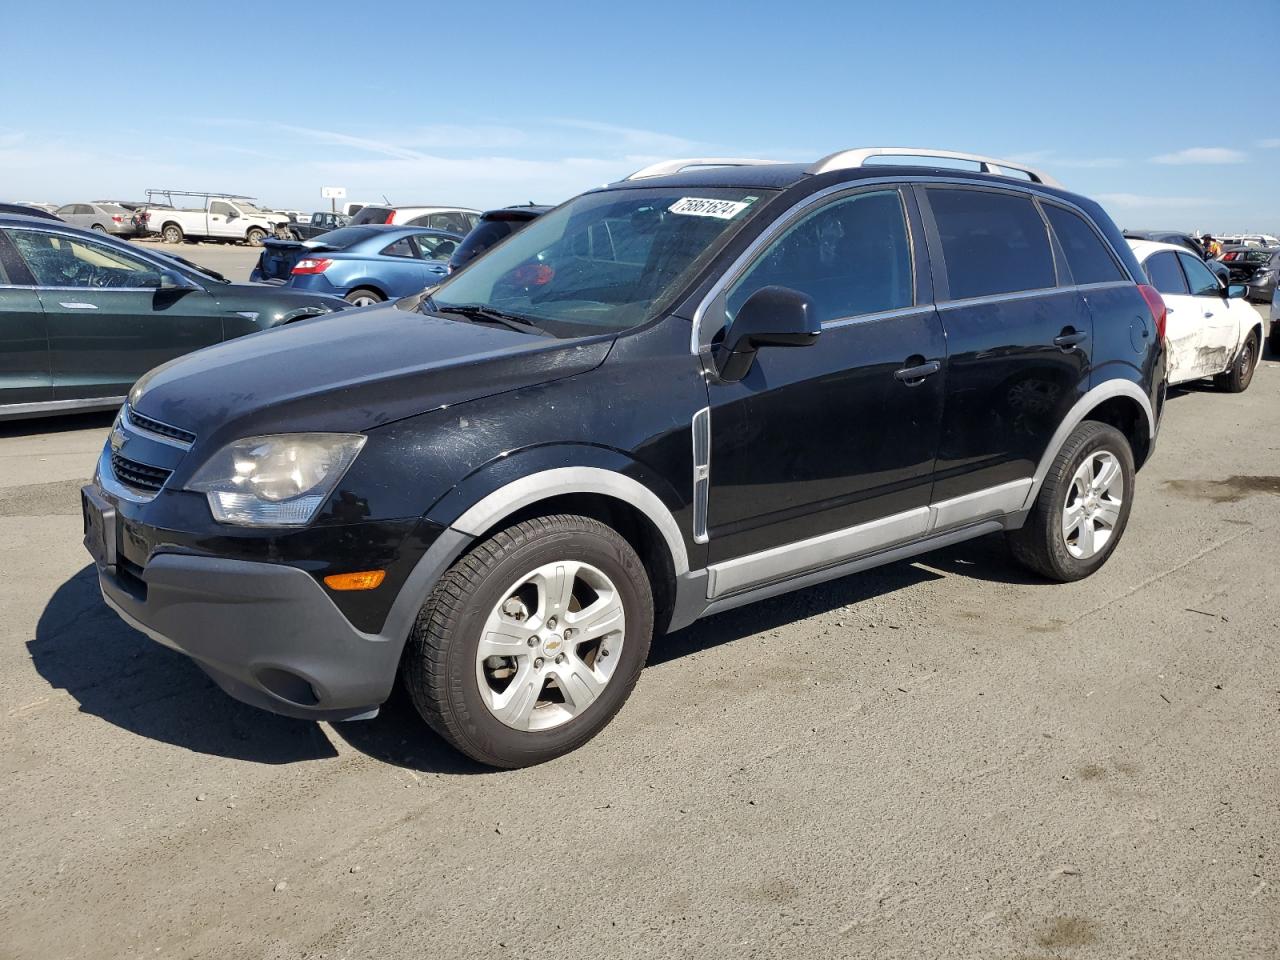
[0,292,1277,959]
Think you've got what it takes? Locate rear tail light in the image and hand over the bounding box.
[291,258,333,275]
[383,211,396,224]
[1137,284,1167,341]
[1222,251,1238,261]
[112,215,123,223]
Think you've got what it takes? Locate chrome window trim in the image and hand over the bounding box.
[688,174,1129,354]
[0,284,163,293]
[822,303,936,330]
[934,285,1069,311]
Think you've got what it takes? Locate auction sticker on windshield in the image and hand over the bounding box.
[668,197,752,219]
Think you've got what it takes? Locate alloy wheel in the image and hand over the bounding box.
[1062,450,1123,559]
[475,560,625,732]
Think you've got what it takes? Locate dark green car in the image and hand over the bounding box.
[0,214,350,420]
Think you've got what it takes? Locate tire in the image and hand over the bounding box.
[91,223,107,233]
[245,227,266,246]
[1270,324,1280,358]
[1213,332,1258,393]
[161,224,183,244]
[1006,421,1136,582]
[344,288,383,307]
[402,514,654,769]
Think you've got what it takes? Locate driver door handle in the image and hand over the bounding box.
[894,360,941,383]
[59,302,98,310]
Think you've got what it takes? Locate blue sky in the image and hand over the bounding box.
[3,0,1277,232]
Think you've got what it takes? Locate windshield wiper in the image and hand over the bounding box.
[436,303,552,337]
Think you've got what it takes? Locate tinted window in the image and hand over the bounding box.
[310,226,382,249]
[1179,252,1221,297]
[728,189,913,324]
[1044,205,1124,285]
[449,220,520,270]
[9,230,160,288]
[1144,252,1188,295]
[350,206,393,225]
[927,188,1055,299]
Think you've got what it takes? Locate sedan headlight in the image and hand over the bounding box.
[186,433,366,527]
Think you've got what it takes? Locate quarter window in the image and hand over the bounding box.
[1043,205,1124,285]
[8,230,161,288]
[927,188,1055,299]
[1144,252,1187,295]
[381,238,415,258]
[727,189,913,325]
[1178,252,1221,297]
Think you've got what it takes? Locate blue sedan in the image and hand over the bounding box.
[251,224,463,306]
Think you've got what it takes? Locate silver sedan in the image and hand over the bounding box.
[53,202,138,236]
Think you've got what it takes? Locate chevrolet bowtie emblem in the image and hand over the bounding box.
[109,424,126,451]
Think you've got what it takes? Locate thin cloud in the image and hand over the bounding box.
[1258,138,1280,149]
[1008,150,1124,169]
[1151,147,1247,165]
[1096,193,1214,209]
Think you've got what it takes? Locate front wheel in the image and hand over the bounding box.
[91,224,107,233]
[402,515,653,768]
[245,227,266,246]
[1006,421,1135,582]
[1213,332,1258,393]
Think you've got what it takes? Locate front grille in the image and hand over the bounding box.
[126,408,196,445]
[110,451,173,493]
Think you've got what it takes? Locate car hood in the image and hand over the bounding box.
[129,303,613,448]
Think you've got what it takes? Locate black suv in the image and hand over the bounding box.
[83,148,1167,768]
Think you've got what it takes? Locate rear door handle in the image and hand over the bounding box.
[1053,330,1088,348]
[59,302,98,310]
[894,360,941,383]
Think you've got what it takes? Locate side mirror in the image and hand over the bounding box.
[1227,283,1248,299]
[715,285,819,382]
[159,270,199,291]
[226,210,239,222]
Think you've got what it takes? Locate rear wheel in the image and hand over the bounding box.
[161,224,183,244]
[402,515,653,768]
[1007,421,1135,582]
[344,288,383,307]
[91,223,106,233]
[1213,332,1258,393]
[245,227,266,246]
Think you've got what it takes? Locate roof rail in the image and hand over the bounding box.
[806,147,1064,188]
[625,157,785,181]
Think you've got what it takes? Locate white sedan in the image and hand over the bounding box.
[1128,240,1264,392]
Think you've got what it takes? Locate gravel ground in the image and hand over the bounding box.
[0,305,1276,959]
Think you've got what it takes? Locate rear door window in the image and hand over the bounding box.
[1144,252,1188,295]
[926,188,1056,299]
[727,188,914,324]
[1179,252,1221,297]
[1043,205,1125,285]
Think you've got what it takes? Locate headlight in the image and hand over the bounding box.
[186,433,366,527]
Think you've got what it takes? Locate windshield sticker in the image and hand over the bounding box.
[668,197,751,220]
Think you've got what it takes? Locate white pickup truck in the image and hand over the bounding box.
[143,191,289,246]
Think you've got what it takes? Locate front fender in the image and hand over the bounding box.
[424,443,691,575]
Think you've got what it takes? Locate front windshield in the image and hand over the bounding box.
[430,186,773,337]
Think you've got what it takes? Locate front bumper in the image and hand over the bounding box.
[96,547,401,721]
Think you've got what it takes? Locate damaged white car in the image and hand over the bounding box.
[1129,240,1264,392]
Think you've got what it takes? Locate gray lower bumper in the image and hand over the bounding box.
[98,554,403,721]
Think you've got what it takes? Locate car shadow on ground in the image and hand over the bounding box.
[0,409,116,439]
[32,534,1036,773]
